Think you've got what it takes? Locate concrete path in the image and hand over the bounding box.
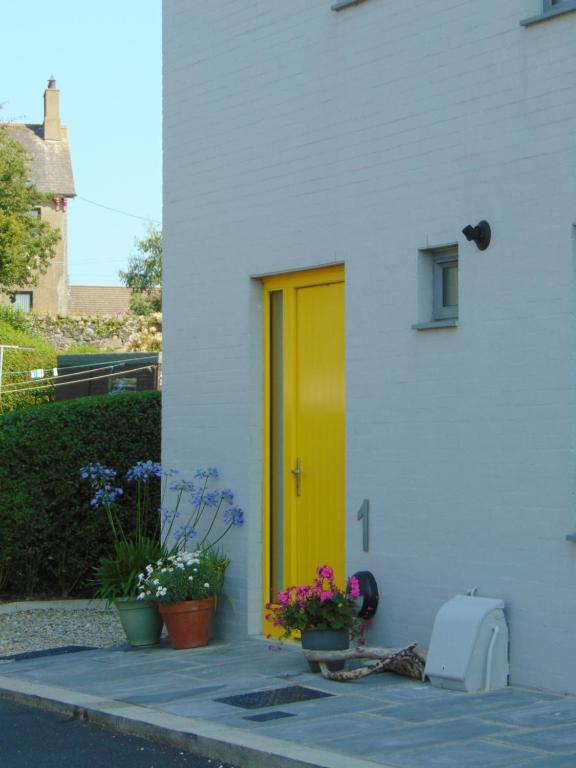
[1,639,576,768]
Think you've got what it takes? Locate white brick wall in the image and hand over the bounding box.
[163,0,576,691]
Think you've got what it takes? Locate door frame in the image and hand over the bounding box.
[262,264,345,623]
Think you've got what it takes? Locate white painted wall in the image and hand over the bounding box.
[163,0,576,692]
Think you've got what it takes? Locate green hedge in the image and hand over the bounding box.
[0,390,161,597]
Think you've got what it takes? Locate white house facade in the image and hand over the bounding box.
[162,0,576,694]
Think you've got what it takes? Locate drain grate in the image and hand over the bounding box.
[0,645,97,662]
[243,710,297,722]
[216,685,332,710]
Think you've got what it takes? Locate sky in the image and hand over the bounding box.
[0,1,162,286]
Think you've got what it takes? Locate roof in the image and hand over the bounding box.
[69,286,132,315]
[6,123,75,197]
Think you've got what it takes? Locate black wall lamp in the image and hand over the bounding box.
[462,220,491,251]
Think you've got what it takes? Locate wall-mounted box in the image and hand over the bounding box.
[425,595,509,693]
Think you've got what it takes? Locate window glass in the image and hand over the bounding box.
[442,265,458,308]
[432,248,458,321]
[110,377,138,394]
[12,292,32,312]
[269,290,284,598]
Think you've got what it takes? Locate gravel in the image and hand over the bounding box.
[0,606,126,659]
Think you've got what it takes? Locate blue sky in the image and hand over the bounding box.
[1,1,161,286]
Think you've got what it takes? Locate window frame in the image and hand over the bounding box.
[521,0,576,25]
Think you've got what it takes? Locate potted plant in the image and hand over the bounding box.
[80,460,179,647]
[266,565,365,672]
[137,468,243,649]
[137,549,218,648]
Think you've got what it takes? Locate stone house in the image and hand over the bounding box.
[4,80,132,317]
[5,78,75,315]
[162,0,576,694]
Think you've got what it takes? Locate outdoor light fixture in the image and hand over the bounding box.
[352,570,379,619]
[462,220,491,251]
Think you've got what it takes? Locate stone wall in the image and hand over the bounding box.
[28,313,162,352]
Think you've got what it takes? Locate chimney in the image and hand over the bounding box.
[43,76,61,141]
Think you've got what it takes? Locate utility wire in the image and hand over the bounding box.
[1,362,147,390]
[2,365,158,396]
[2,354,159,377]
[76,195,161,225]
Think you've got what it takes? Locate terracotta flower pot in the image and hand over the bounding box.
[158,598,215,649]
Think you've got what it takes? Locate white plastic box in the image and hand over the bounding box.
[425,595,509,693]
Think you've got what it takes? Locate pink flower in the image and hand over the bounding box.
[277,591,290,606]
[319,590,333,602]
[316,565,334,581]
[347,576,361,599]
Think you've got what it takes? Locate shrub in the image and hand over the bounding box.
[0,390,161,597]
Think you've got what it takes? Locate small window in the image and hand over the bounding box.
[10,292,33,312]
[522,0,576,23]
[433,251,458,321]
[413,245,459,330]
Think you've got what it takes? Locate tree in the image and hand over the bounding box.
[120,225,162,315]
[0,124,60,292]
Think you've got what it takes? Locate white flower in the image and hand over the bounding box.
[153,579,160,585]
[188,576,194,581]
[204,583,210,588]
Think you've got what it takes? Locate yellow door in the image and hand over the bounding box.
[263,266,345,632]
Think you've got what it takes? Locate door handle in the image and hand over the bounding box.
[291,457,302,496]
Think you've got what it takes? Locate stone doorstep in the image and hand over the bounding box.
[0,599,112,615]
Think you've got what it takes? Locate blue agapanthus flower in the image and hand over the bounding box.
[174,523,197,543]
[170,479,195,495]
[160,506,180,524]
[126,461,163,483]
[90,485,124,509]
[195,468,219,480]
[80,463,117,483]
[224,506,244,527]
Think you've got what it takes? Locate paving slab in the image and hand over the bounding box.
[365,739,545,768]
[1,638,576,768]
[497,721,576,753]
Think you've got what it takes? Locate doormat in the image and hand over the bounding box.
[0,645,97,662]
[243,710,296,722]
[216,685,332,709]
